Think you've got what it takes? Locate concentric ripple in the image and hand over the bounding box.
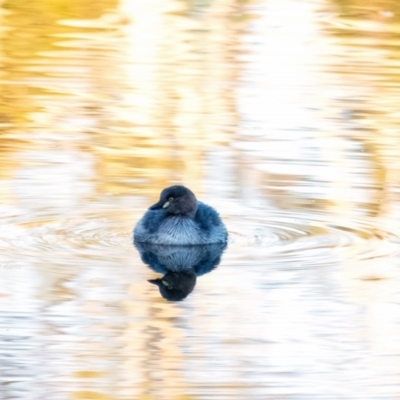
[0,205,399,266]
[0,209,132,263]
[227,209,400,264]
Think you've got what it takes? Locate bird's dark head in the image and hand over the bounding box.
[149,185,198,218]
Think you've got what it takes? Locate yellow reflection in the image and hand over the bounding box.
[72,391,115,400]
[236,0,400,226]
[88,0,242,197]
[0,0,243,202]
[320,0,400,222]
[124,281,195,399]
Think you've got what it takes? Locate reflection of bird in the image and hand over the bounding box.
[135,242,227,301]
[148,270,197,302]
[133,185,227,245]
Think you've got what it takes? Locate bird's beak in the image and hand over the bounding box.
[148,278,162,286]
[162,201,170,209]
[148,278,172,290]
[149,201,163,210]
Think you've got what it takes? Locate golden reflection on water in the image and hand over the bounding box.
[1,0,400,399]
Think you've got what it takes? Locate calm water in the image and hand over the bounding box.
[1,0,400,399]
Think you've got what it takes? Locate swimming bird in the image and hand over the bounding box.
[133,185,228,245]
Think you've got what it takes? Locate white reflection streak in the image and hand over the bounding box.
[237,0,330,200]
[238,0,376,214]
[239,0,322,131]
[118,0,166,125]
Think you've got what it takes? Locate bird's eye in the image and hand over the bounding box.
[161,280,173,290]
[168,197,173,202]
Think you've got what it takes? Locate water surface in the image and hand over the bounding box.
[1,0,400,399]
